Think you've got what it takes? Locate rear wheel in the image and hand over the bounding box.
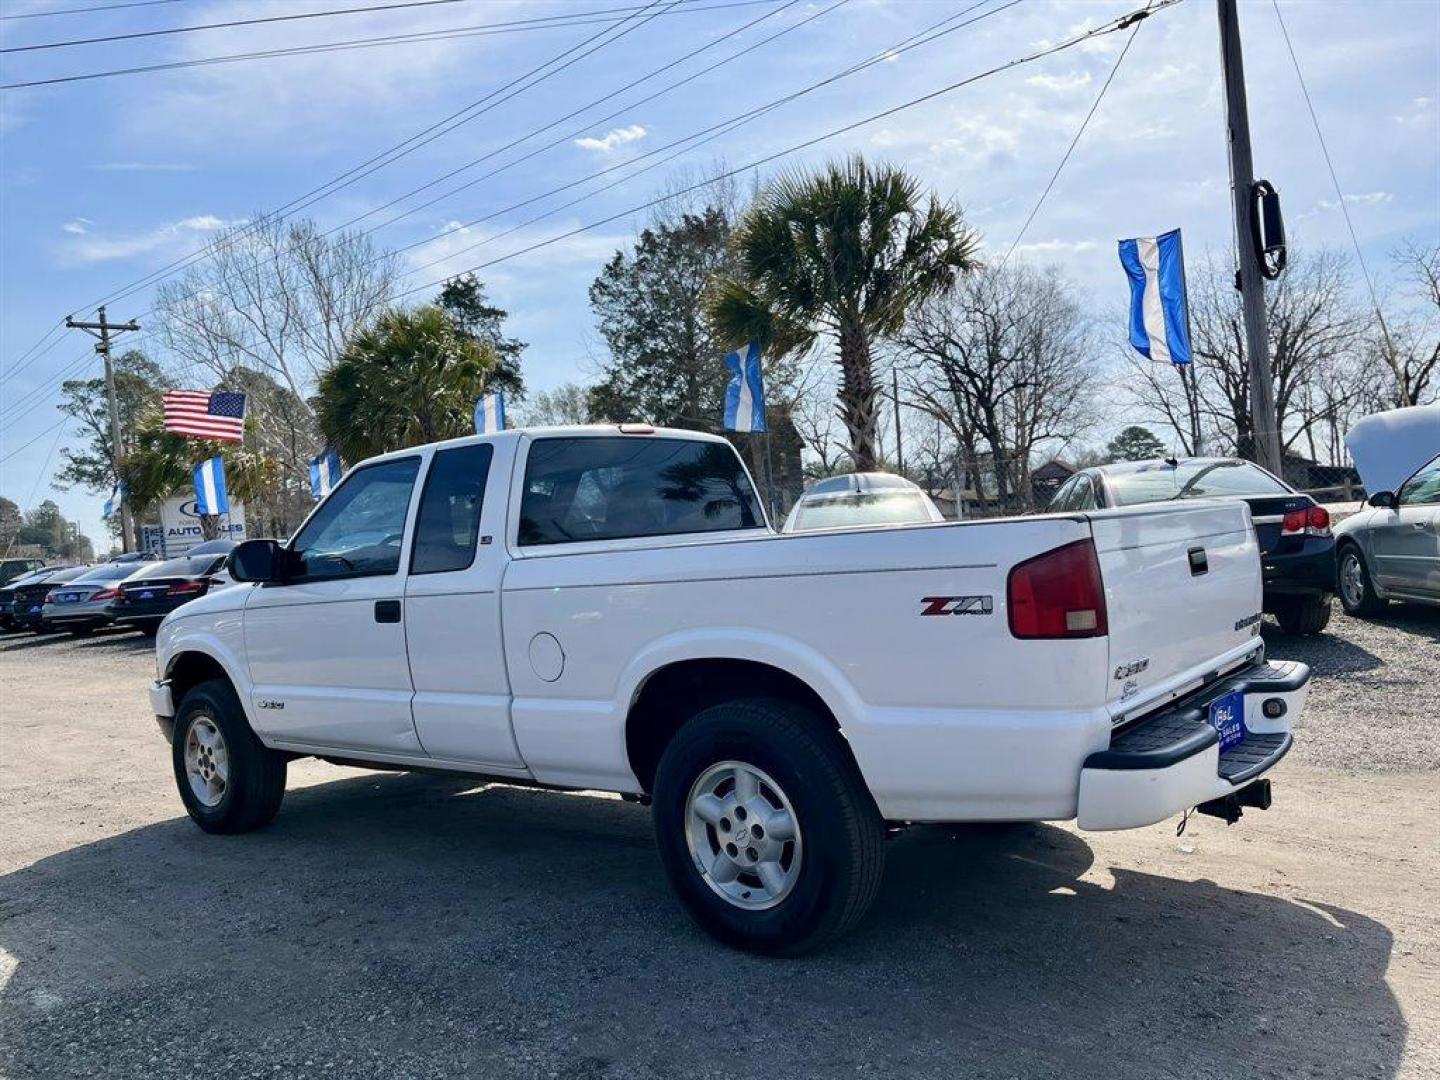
[172,678,287,833]
[67,624,94,638]
[652,698,885,956]
[1273,593,1332,635]
[1337,544,1387,617]
[137,621,160,637]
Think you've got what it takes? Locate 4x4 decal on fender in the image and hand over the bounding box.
[920,595,994,616]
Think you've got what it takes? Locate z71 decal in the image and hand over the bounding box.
[920,595,994,616]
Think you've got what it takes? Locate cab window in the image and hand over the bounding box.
[290,457,420,580]
[519,436,763,546]
[411,444,494,574]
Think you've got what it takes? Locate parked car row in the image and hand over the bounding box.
[0,540,236,638]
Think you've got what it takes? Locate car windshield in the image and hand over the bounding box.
[37,567,87,584]
[185,540,236,556]
[1106,460,1290,506]
[790,492,934,531]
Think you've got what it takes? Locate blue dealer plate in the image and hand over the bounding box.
[138,590,154,600]
[57,593,80,604]
[1207,690,1247,751]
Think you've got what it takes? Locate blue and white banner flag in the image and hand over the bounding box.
[192,456,229,516]
[1118,228,1193,366]
[103,481,125,519]
[722,341,766,433]
[474,392,506,434]
[309,447,342,501]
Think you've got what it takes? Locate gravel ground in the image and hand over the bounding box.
[1,606,1437,1080]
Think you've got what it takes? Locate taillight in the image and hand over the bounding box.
[90,588,119,602]
[1007,539,1108,639]
[1281,505,1330,538]
[169,580,207,596]
[43,591,57,604]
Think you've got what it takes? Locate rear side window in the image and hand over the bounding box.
[519,436,763,546]
[411,443,494,574]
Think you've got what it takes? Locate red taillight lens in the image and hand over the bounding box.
[1281,506,1330,537]
[90,588,119,602]
[1007,539,1108,639]
[169,580,206,596]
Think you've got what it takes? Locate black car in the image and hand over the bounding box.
[7,566,88,633]
[0,567,61,630]
[1047,457,1336,635]
[107,545,236,635]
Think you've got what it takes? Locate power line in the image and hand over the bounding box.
[387,0,1017,267]
[0,0,186,21]
[0,414,68,468]
[279,0,1182,336]
[320,0,817,239]
[995,5,1149,272]
[81,0,691,313]
[1269,0,1397,360]
[1,0,480,53]
[2,0,770,90]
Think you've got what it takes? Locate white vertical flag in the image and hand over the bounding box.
[722,341,766,433]
[192,456,229,516]
[474,392,506,434]
[1118,228,1193,365]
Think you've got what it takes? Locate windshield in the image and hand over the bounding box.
[789,492,934,532]
[1107,460,1290,506]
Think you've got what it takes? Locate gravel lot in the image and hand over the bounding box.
[1,605,1436,1080]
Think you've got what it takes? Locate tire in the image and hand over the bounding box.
[172,678,287,834]
[137,621,160,638]
[1273,593,1332,635]
[1337,544,1387,617]
[67,625,94,638]
[652,697,885,956]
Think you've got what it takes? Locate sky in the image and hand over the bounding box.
[1,0,1437,548]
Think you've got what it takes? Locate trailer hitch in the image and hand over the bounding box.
[1196,779,1272,825]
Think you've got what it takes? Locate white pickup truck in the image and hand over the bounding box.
[149,426,1309,954]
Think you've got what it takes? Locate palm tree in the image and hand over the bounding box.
[709,156,978,471]
[314,305,497,462]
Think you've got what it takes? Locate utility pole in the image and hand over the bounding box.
[1217,0,1282,474]
[66,306,140,552]
[891,366,904,474]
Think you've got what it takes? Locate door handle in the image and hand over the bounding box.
[374,599,402,623]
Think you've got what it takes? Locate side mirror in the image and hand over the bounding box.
[1367,490,1397,510]
[228,539,287,583]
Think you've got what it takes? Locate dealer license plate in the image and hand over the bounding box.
[1207,690,1246,751]
[138,591,154,600]
[57,593,80,603]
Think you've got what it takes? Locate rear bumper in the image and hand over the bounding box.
[1077,659,1307,830]
[1261,541,1335,598]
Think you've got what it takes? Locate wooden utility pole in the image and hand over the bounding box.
[66,306,140,552]
[1217,0,1282,474]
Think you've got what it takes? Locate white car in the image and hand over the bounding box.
[149,426,1308,954]
[781,472,945,533]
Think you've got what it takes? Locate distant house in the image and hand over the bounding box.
[1030,459,1076,508]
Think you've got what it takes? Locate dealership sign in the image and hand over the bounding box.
[142,497,247,557]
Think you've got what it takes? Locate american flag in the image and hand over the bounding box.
[162,390,247,442]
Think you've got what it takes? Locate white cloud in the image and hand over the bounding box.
[1025,71,1092,93]
[1317,191,1393,210]
[574,124,648,154]
[57,214,234,264]
[1009,238,1100,257]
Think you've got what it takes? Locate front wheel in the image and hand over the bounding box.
[652,698,885,956]
[172,678,287,833]
[1337,545,1387,617]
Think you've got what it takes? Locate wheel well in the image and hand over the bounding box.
[166,651,233,710]
[624,658,842,793]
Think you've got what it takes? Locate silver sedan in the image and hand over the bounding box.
[39,561,145,636]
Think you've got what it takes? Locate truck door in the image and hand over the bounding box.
[403,441,525,769]
[243,456,424,754]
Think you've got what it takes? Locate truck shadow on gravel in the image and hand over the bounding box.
[0,773,1404,1080]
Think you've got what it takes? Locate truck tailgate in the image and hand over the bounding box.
[1087,502,1261,709]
